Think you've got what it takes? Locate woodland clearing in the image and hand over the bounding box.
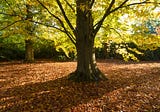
[0,60,160,112]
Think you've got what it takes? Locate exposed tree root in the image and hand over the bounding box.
[68,69,108,82]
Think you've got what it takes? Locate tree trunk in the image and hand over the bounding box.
[69,0,107,82]
[25,39,34,62]
[24,4,35,62]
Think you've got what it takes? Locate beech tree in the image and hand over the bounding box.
[36,0,159,82]
[24,4,35,62]
[0,1,37,62]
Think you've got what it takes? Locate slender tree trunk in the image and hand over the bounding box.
[25,39,34,62]
[24,4,35,62]
[69,0,107,82]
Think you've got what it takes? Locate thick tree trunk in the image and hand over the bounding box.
[69,0,107,82]
[25,39,34,62]
[69,39,107,82]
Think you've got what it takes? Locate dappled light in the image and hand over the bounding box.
[0,60,160,111]
[0,0,160,111]
[0,61,76,89]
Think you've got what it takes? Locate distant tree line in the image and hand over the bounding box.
[1,36,160,62]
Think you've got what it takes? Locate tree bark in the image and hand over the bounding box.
[69,0,107,82]
[24,4,35,62]
[25,39,34,62]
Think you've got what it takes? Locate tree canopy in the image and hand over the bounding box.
[0,0,159,46]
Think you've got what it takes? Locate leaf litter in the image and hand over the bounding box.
[0,60,160,112]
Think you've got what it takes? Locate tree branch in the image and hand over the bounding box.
[125,1,160,7]
[115,0,129,9]
[35,0,76,45]
[110,28,122,37]
[56,0,76,35]
[0,19,22,31]
[94,0,159,37]
[110,1,159,14]
[30,20,76,45]
[93,0,115,36]
[89,0,95,9]
[64,0,75,12]
[29,20,65,33]
[36,0,62,24]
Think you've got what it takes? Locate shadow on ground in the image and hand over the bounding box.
[0,60,160,111]
[1,76,106,111]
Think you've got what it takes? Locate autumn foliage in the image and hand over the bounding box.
[0,60,160,111]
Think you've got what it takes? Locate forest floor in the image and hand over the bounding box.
[0,59,160,112]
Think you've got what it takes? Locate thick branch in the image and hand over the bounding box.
[36,0,63,24]
[89,0,95,9]
[56,0,76,35]
[36,0,76,45]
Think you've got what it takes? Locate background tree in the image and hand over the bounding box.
[0,0,38,62]
[0,0,76,62]
[24,4,35,62]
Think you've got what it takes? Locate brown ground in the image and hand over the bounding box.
[0,60,160,112]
